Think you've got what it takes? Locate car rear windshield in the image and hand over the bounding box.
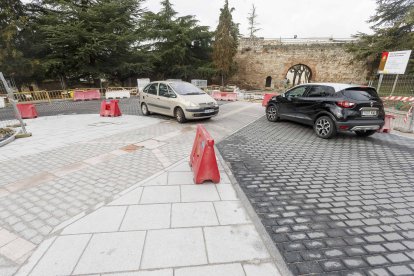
[342,87,380,101]
[169,82,205,95]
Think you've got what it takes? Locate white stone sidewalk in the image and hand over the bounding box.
[16,157,281,276]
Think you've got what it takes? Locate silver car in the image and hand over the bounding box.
[139,81,219,123]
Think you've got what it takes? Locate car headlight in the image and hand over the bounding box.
[185,102,199,108]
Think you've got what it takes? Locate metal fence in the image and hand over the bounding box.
[369,74,414,97]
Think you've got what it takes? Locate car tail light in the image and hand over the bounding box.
[336,101,356,108]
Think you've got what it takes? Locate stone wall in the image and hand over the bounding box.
[231,39,368,90]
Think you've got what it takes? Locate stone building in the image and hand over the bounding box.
[231,38,368,90]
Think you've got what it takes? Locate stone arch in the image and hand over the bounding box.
[265,76,272,88]
[285,64,312,87]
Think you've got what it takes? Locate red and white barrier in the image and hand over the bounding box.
[382,96,414,102]
[211,91,237,101]
[262,93,278,107]
[189,124,220,184]
[73,90,101,101]
[378,114,396,133]
[100,100,122,117]
[16,103,38,119]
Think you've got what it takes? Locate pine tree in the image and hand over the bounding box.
[29,0,147,85]
[347,0,414,74]
[213,0,239,86]
[140,0,214,80]
[0,0,35,86]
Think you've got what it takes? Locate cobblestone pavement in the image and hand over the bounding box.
[0,97,229,121]
[218,117,414,276]
[0,101,262,276]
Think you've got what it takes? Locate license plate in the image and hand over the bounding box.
[362,110,378,116]
[204,109,214,113]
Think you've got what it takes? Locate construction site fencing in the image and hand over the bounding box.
[369,74,414,97]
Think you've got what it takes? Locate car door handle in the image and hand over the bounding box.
[157,98,160,100]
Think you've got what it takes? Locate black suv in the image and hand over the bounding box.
[266,83,385,139]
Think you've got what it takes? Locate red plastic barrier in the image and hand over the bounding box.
[100,100,122,117]
[211,91,237,101]
[378,114,396,133]
[16,103,38,119]
[262,93,278,107]
[211,90,222,101]
[190,124,220,184]
[74,90,101,101]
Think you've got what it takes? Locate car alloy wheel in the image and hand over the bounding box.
[141,103,149,116]
[314,116,336,139]
[266,104,280,122]
[175,107,186,123]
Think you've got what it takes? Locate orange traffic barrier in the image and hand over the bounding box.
[73,90,101,101]
[262,93,278,107]
[378,114,396,133]
[16,103,38,119]
[190,124,220,184]
[100,100,122,117]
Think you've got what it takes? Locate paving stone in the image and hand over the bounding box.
[140,186,180,204]
[387,265,414,275]
[62,206,127,234]
[343,258,368,269]
[74,231,146,274]
[175,263,245,276]
[320,260,345,272]
[385,253,410,264]
[121,204,171,230]
[141,228,207,269]
[366,255,389,266]
[204,225,269,263]
[295,261,323,274]
[243,262,281,276]
[213,201,250,225]
[30,234,91,276]
[171,202,218,227]
[180,185,220,202]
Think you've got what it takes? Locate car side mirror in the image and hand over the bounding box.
[169,93,176,98]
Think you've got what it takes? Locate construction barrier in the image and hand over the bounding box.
[16,103,38,119]
[262,93,278,107]
[378,114,396,133]
[105,90,131,99]
[382,96,414,102]
[100,100,122,117]
[73,89,101,101]
[190,124,220,184]
[211,91,237,101]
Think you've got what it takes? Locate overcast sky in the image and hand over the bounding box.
[144,0,377,38]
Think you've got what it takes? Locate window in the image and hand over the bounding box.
[307,86,335,97]
[169,82,204,95]
[147,83,158,95]
[286,86,307,98]
[143,84,151,93]
[343,88,379,101]
[159,83,168,97]
[159,83,175,98]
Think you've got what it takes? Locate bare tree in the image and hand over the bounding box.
[247,4,260,47]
